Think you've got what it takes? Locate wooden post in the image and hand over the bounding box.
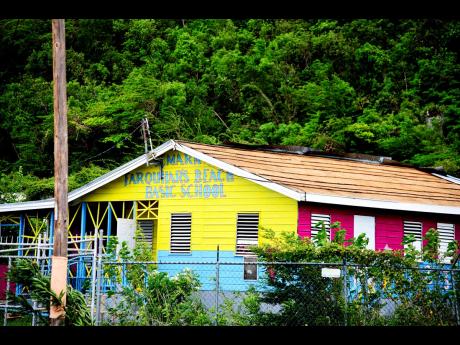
[50,18,68,326]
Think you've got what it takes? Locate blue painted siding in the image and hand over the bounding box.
[157,250,265,291]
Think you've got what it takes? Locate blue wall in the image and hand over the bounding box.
[156,250,265,291]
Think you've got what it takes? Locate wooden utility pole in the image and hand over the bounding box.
[50,18,68,326]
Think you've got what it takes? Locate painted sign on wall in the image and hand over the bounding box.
[123,152,235,199]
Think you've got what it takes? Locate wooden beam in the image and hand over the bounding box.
[50,18,68,327]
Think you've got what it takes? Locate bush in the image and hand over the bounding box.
[103,232,212,326]
[6,259,92,326]
[242,224,460,326]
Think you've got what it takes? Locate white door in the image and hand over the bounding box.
[117,218,137,253]
[354,215,375,250]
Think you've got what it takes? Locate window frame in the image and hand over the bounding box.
[235,213,259,257]
[403,220,423,252]
[311,213,331,240]
[437,222,455,261]
[170,213,192,254]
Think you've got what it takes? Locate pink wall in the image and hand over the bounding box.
[298,204,354,245]
[0,263,15,300]
[298,202,460,252]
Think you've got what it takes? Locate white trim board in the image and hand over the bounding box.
[433,173,460,185]
[303,193,460,215]
[0,199,54,212]
[0,141,173,214]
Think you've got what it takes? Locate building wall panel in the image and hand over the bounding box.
[298,203,460,252]
[83,151,298,257]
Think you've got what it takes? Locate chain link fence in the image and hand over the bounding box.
[1,228,459,326]
[97,260,460,326]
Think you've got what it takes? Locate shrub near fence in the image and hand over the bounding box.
[248,226,460,326]
[98,260,459,326]
[3,223,458,326]
[98,224,460,326]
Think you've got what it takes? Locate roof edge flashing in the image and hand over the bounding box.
[304,193,460,215]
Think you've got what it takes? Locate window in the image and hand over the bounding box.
[243,256,258,280]
[311,214,331,239]
[236,213,259,256]
[437,223,455,258]
[137,220,154,246]
[403,221,423,252]
[170,213,191,253]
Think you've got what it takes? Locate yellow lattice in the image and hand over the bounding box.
[23,212,50,256]
[136,200,159,220]
[0,215,20,224]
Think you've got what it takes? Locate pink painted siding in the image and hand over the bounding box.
[331,211,354,243]
[375,215,403,251]
[297,204,354,243]
[297,203,460,252]
[0,263,15,300]
[297,207,309,238]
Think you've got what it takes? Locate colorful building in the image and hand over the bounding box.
[0,139,459,291]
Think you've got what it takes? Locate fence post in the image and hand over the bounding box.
[90,230,98,323]
[32,234,42,326]
[95,229,104,326]
[122,262,127,287]
[363,267,369,325]
[215,245,220,326]
[450,269,460,326]
[342,258,348,326]
[3,257,12,326]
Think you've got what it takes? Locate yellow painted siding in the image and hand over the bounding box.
[83,151,297,254]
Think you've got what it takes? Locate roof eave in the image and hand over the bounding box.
[0,199,54,213]
[68,140,176,203]
[174,141,304,201]
[303,193,460,215]
[0,140,177,213]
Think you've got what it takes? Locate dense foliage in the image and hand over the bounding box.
[1,19,460,201]
[101,223,460,326]
[236,225,460,326]
[103,231,212,325]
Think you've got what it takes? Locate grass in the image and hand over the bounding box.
[0,311,34,326]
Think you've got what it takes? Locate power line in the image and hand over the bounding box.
[80,122,144,164]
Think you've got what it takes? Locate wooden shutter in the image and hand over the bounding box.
[236,213,259,256]
[437,223,455,256]
[403,221,422,251]
[137,220,153,245]
[170,213,191,253]
[311,214,331,239]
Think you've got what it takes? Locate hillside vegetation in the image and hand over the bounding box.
[0,19,459,201]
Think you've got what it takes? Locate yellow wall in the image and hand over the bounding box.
[83,151,297,254]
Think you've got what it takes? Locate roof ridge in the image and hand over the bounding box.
[177,140,398,165]
[177,140,455,176]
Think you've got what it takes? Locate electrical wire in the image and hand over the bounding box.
[80,122,144,164]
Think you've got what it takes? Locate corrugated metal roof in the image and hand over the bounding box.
[177,141,460,208]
